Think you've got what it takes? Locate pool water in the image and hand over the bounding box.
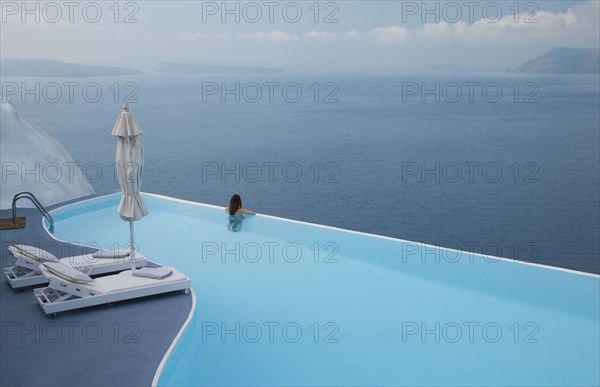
[49,193,599,386]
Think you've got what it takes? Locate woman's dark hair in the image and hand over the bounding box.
[228,194,242,216]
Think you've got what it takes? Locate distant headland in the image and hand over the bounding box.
[511,47,599,74]
[0,58,144,77]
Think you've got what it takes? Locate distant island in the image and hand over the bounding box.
[157,62,284,74]
[511,47,599,74]
[0,58,144,77]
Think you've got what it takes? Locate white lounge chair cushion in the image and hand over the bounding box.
[42,266,187,294]
[42,262,93,283]
[92,249,131,258]
[61,253,146,269]
[9,245,59,263]
[132,267,173,279]
[98,268,187,293]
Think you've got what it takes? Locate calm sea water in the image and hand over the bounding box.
[6,73,600,274]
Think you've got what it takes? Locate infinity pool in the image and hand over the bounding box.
[48,193,599,386]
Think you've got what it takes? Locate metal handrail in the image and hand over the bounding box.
[12,192,54,234]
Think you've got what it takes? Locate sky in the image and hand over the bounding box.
[0,0,598,73]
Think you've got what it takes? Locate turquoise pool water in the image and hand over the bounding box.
[49,193,599,386]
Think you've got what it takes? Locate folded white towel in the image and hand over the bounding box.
[132,267,173,279]
[92,249,131,259]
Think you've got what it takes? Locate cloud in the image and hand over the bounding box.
[369,26,408,43]
[367,1,598,44]
[238,31,300,42]
[180,29,344,43]
[462,7,581,40]
[304,31,337,40]
[344,29,360,39]
[179,31,231,42]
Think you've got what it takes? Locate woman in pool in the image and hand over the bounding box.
[225,194,256,232]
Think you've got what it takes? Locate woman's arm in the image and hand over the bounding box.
[241,208,256,215]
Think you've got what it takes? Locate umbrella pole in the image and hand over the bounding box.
[130,220,136,272]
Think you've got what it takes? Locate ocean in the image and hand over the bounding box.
[4,73,599,274]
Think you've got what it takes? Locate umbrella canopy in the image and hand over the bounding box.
[112,103,148,267]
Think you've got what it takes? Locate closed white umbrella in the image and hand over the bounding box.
[112,103,148,271]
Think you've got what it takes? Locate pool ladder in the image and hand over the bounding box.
[11,192,54,234]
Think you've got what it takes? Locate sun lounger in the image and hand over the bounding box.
[34,262,191,315]
[3,245,147,289]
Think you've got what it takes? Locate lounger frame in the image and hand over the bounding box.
[34,275,191,315]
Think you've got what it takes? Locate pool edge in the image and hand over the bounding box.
[151,287,197,387]
[142,191,600,279]
[42,192,600,280]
